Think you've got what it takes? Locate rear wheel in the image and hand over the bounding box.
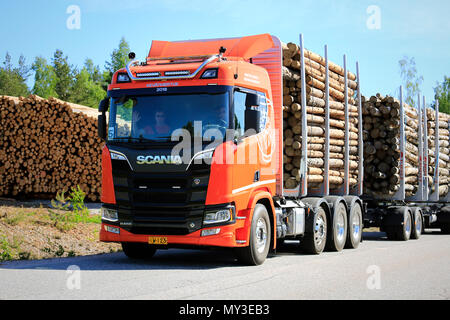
[345,202,363,249]
[235,204,271,266]
[300,206,327,254]
[385,207,412,241]
[441,223,450,234]
[326,202,348,252]
[121,242,157,259]
[410,208,423,240]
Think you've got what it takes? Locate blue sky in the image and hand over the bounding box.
[1,0,449,104]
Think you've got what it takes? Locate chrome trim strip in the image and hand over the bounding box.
[231,179,277,194]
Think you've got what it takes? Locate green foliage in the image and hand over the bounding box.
[0,235,23,262]
[32,56,58,98]
[433,76,450,114]
[103,37,131,90]
[1,37,128,108]
[49,186,100,231]
[52,49,75,101]
[0,236,14,261]
[399,56,423,108]
[69,68,106,108]
[0,52,30,97]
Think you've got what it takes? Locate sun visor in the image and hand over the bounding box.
[148,34,275,60]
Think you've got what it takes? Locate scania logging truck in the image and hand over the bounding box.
[98,34,450,265]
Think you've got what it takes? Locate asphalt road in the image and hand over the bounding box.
[1,230,449,300]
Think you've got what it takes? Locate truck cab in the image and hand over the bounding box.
[98,34,283,265]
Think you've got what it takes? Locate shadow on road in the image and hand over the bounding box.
[1,229,445,271]
[0,247,242,271]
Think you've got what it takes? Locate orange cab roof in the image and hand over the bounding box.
[148,34,275,61]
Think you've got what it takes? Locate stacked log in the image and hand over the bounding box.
[426,108,450,197]
[282,42,360,190]
[362,94,420,198]
[0,95,103,201]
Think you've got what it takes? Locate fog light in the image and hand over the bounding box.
[105,225,120,234]
[201,228,221,237]
[101,208,118,222]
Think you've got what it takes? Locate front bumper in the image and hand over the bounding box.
[100,218,249,248]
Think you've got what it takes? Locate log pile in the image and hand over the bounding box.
[426,108,450,197]
[362,94,420,198]
[281,42,360,190]
[0,95,103,201]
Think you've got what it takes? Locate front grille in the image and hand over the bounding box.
[111,160,210,235]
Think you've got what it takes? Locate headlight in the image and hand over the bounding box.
[201,68,218,79]
[203,206,234,225]
[101,208,118,222]
[116,73,131,83]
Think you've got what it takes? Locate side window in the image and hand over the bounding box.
[233,90,267,139]
[233,91,246,139]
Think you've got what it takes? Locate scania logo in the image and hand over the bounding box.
[136,155,182,165]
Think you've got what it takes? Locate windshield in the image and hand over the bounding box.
[108,92,230,142]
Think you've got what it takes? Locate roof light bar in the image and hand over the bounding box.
[136,72,161,78]
[164,70,190,76]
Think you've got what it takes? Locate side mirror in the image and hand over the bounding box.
[245,108,260,133]
[245,93,260,108]
[98,98,109,113]
[98,114,107,140]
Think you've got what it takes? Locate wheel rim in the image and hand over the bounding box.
[336,208,346,243]
[255,218,268,254]
[352,207,362,240]
[405,212,412,235]
[314,214,326,247]
[415,212,422,233]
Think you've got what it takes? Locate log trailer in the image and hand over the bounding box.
[97,33,450,265]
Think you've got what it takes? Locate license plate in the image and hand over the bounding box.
[148,237,168,245]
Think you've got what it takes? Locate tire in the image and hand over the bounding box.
[121,242,157,259]
[299,206,327,254]
[345,202,363,249]
[410,208,423,240]
[441,223,450,234]
[326,201,348,252]
[398,208,412,241]
[235,204,271,266]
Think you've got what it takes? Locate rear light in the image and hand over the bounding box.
[164,70,190,76]
[116,73,131,83]
[201,68,218,79]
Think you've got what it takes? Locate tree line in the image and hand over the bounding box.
[0,40,449,113]
[0,37,131,108]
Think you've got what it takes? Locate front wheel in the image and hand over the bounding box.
[235,204,271,266]
[121,242,157,259]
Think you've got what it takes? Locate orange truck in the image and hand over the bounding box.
[97,33,450,265]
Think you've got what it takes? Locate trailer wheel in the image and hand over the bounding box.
[121,242,157,259]
[326,201,348,252]
[235,204,271,266]
[441,223,450,234]
[386,207,412,241]
[300,206,327,254]
[410,208,423,240]
[345,202,363,249]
